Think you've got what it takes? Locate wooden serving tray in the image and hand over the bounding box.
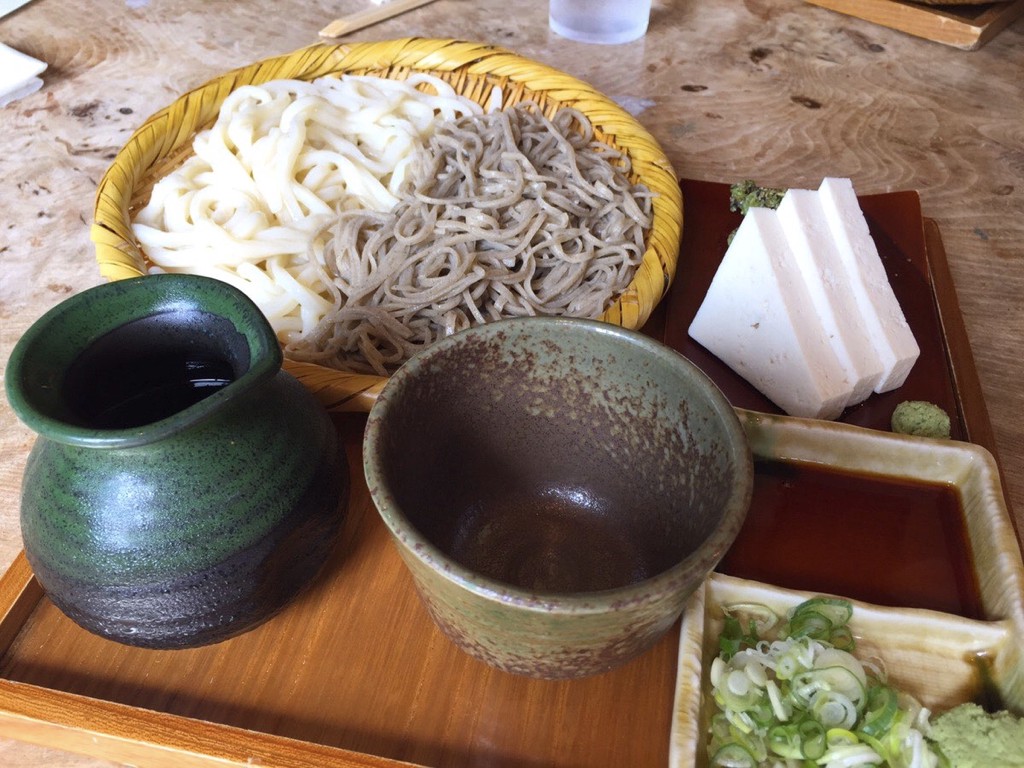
[0,180,1003,768]
[804,0,1024,50]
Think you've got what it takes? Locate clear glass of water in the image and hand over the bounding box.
[549,0,652,45]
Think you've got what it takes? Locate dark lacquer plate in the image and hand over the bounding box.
[663,179,963,438]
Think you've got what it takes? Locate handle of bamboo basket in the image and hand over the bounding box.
[319,0,440,38]
[283,359,385,413]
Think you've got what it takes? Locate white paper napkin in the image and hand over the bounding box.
[0,42,46,107]
[0,0,35,18]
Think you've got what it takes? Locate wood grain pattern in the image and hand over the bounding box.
[2,1,1023,766]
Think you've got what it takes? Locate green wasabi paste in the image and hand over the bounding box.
[929,703,1024,767]
[891,400,951,439]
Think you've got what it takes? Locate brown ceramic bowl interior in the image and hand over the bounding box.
[377,334,740,594]
[363,317,753,678]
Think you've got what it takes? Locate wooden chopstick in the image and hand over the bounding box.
[319,0,440,38]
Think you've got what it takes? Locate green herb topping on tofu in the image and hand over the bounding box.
[729,179,786,215]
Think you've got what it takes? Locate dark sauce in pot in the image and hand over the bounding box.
[63,310,242,429]
[718,459,984,619]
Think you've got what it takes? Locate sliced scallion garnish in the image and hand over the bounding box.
[706,597,942,767]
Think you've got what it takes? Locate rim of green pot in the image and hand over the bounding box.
[363,317,754,615]
[5,274,282,449]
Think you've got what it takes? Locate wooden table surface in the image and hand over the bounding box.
[1,0,1022,765]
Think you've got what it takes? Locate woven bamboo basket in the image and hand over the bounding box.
[91,38,683,412]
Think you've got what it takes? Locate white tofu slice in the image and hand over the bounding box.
[817,177,920,391]
[688,207,853,420]
[776,188,885,405]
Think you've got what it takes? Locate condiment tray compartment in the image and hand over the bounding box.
[672,411,1024,766]
[672,573,1023,767]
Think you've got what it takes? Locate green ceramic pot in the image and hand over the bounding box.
[5,274,347,649]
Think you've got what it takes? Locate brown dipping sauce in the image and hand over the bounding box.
[718,460,984,619]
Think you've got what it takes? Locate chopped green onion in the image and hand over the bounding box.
[710,742,758,768]
[723,602,779,634]
[706,597,941,767]
[719,607,771,660]
[765,679,789,722]
[826,727,861,748]
[797,717,827,760]
[767,723,801,759]
[811,690,859,730]
[831,623,856,651]
[782,596,858,649]
[860,685,900,737]
[794,597,853,627]
[787,610,833,641]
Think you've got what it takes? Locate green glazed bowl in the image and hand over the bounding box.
[363,317,753,679]
[6,274,347,649]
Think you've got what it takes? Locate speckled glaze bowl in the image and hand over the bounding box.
[363,317,753,679]
[5,274,347,649]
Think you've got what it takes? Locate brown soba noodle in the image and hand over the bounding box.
[287,103,654,375]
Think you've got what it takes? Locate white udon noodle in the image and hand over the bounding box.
[287,103,654,375]
[133,73,484,339]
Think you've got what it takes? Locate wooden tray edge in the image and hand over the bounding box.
[0,552,420,767]
[924,217,1020,544]
[924,217,993,451]
[0,677,420,768]
[0,552,43,655]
